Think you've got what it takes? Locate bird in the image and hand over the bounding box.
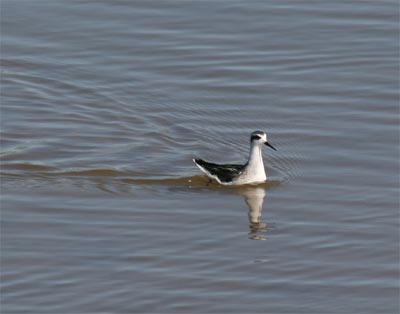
[193,130,276,185]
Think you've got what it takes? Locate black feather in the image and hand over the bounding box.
[194,159,245,183]
[251,135,261,141]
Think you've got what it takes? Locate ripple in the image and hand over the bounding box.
[2,0,398,313]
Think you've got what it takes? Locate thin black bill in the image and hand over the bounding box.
[264,142,277,151]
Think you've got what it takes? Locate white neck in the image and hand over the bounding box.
[245,143,266,181]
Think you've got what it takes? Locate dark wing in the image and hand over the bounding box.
[194,158,245,183]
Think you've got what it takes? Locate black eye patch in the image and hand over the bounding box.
[251,135,261,141]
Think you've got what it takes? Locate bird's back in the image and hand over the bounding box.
[193,158,245,183]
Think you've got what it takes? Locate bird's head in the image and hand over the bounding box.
[250,130,276,151]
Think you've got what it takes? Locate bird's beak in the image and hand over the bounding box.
[264,141,277,151]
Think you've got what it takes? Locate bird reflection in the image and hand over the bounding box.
[237,185,270,240]
[126,174,275,240]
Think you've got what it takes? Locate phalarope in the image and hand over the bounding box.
[193,131,276,185]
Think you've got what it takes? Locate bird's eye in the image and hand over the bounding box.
[251,135,261,141]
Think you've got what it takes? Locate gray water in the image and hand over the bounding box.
[1,1,399,313]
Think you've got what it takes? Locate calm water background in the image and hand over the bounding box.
[1,1,399,313]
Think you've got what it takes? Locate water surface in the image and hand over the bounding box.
[1,1,399,313]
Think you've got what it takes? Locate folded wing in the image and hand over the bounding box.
[193,158,245,184]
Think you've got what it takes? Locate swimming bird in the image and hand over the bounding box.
[193,131,276,185]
